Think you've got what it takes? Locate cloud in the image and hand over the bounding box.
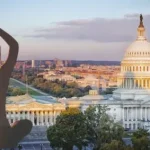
[24,14,150,42]
[124,13,139,19]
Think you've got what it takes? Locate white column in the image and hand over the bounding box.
[27,111,30,120]
[122,107,124,127]
[138,79,140,89]
[17,111,20,121]
[8,111,11,124]
[37,111,39,126]
[32,111,34,126]
[141,107,142,120]
[146,79,148,88]
[131,108,133,121]
[40,111,43,126]
[13,111,16,123]
[130,79,132,89]
[127,107,128,121]
[136,107,138,121]
[49,111,51,125]
[22,111,25,119]
[45,111,48,126]
[141,79,143,88]
[127,79,129,89]
[148,108,150,121]
[51,111,54,125]
[145,107,147,121]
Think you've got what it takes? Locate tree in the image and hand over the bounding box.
[47,108,88,150]
[131,128,150,150]
[11,87,25,96]
[84,105,124,150]
[101,140,133,150]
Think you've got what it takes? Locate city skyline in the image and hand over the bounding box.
[0,0,150,60]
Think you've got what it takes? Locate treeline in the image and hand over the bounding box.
[7,87,26,96]
[20,76,92,98]
[47,105,150,150]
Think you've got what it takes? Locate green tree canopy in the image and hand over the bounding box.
[101,140,133,150]
[84,105,124,150]
[47,108,88,150]
[131,128,150,150]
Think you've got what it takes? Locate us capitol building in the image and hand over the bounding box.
[5,15,150,134]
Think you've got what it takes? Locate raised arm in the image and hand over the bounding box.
[0,28,18,77]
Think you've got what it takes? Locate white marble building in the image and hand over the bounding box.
[107,15,150,131]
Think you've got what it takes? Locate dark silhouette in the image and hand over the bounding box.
[0,28,32,148]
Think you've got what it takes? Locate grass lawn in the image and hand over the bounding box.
[9,78,43,96]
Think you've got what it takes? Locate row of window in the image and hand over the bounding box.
[126,51,150,56]
[124,123,140,130]
[6,111,59,115]
[122,66,149,72]
[120,79,150,88]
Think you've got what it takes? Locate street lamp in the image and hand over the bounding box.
[40,144,43,150]
[18,144,22,150]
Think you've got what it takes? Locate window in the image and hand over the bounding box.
[138,123,141,128]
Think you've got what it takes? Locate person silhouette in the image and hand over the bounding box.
[0,28,32,148]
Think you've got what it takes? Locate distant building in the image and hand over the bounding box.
[77,75,100,89]
[32,60,35,68]
[44,74,76,82]
[54,58,64,68]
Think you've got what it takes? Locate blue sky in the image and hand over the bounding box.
[0,0,150,60]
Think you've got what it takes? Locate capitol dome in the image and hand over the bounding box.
[123,18,150,61]
[113,15,150,101]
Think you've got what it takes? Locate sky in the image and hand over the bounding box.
[0,0,150,61]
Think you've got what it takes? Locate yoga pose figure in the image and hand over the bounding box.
[0,28,32,148]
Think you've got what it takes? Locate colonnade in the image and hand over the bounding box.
[123,107,150,130]
[121,65,150,72]
[6,110,61,126]
[118,78,150,89]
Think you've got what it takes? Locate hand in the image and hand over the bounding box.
[0,28,32,148]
